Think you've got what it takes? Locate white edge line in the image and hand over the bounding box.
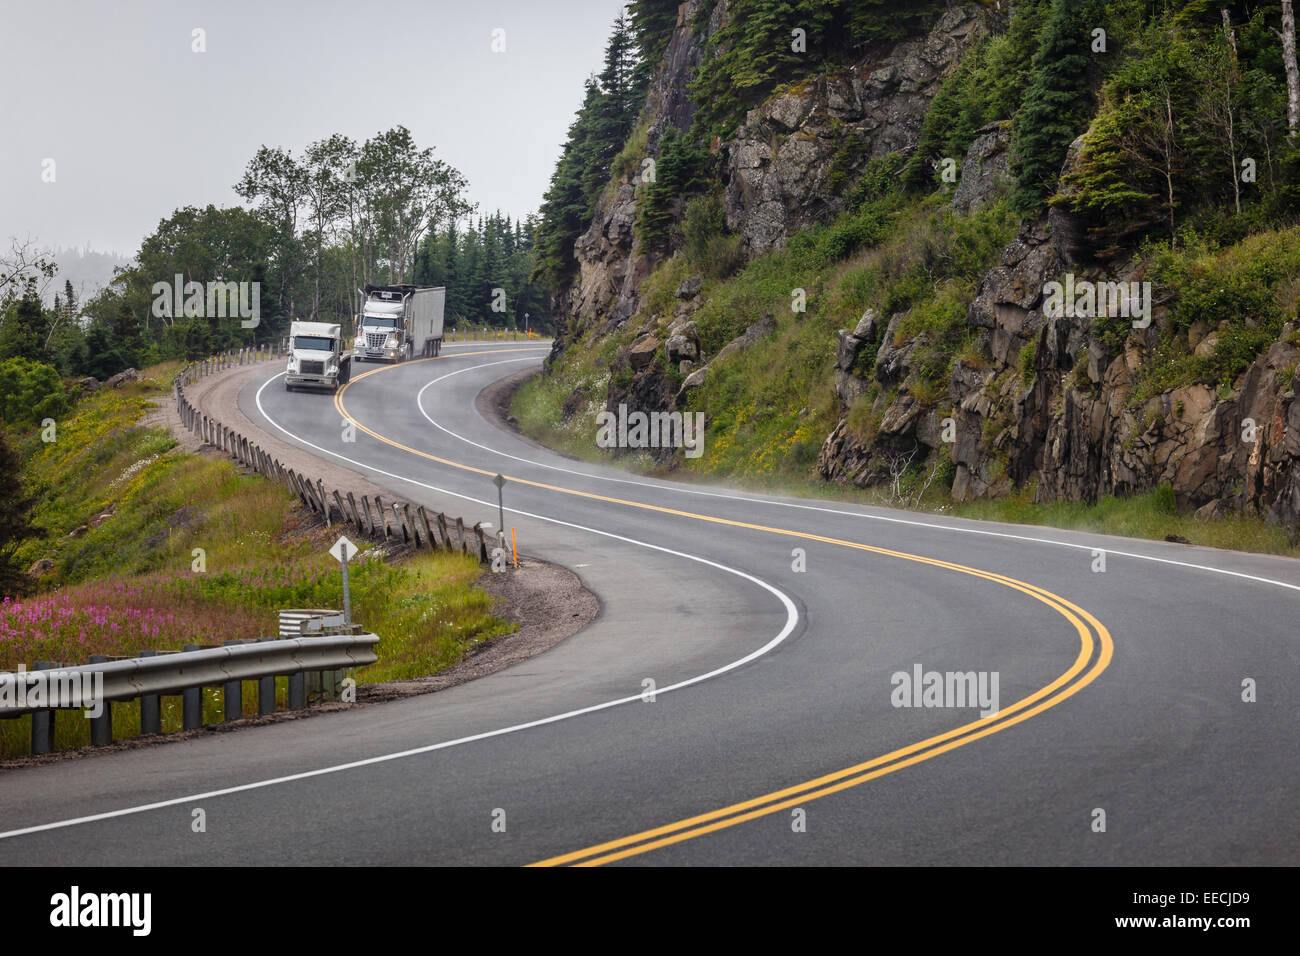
[412,358,1300,596]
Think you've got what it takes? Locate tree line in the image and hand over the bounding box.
[0,125,553,392]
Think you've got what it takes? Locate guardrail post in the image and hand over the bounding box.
[257,645,275,716]
[139,650,161,734]
[223,641,242,721]
[318,480,331,527]
[456,516,467,554]
[88,655,112,745]
[30,661,54,754]
[473,522,489,563]
[375,496,388,538]
[417,507,435,549]
[182,644,202,729]
[321,668,342,702]
[288,669,305,709]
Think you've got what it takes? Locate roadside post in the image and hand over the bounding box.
[492,475,510,571]
[493,474,506,533]
[330,535,358,625]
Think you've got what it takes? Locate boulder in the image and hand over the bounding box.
[1195,499,1226,521]
[713,315,777,365]
[628,336,660,370]
[675,275,703,299]
[27,558,55,577]
[105,368,138,389]
[675,367,708,404]
[666,332,699,363]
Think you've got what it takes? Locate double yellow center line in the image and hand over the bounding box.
[334,350,1113,866]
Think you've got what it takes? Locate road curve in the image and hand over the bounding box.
[1,342,1296,866]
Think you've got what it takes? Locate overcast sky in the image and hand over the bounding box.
[0,0,631,256]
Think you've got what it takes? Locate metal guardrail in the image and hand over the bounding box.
[173,350,493,562]
[0,633,379,754]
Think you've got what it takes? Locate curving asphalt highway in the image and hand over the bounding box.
[1,341,1296,866]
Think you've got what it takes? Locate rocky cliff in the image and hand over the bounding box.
[552,2,992,354]
[543,1,1300,533]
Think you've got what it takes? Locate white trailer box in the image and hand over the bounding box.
[353,284,446,363]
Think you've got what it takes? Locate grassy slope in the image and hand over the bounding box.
[1,364,512,756]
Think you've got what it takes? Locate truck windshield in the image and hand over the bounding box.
[293,336,335,351]
[362,317,399,329]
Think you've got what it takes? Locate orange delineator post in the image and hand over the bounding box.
[511,527,518,568]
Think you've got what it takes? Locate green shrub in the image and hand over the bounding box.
[0,358,69,428]
[1020,339,1037,385]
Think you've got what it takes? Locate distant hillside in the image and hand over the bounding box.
[44,246,133,307]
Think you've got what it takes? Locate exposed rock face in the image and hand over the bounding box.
[723,5,995,256]
[551,2,995,359]
[951,122,1012,215]
[549,0,724,366]
[815,126,1300,528]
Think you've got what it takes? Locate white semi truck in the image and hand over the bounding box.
[353,284,446,364]
[285,320,350,392]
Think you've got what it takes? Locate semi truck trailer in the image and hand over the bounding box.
[285,320,350,392]
[353,284,445,363]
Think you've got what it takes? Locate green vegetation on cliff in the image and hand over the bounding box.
[520,0,1300,544]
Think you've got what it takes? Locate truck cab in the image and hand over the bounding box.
[353,296,409,363]
[285,320,350,392]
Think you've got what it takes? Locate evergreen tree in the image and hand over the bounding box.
[0,282,50,362]
[534,15,645,288]
[0,431,36,598]
[1010,0,1104,212]
[628,0,680,100]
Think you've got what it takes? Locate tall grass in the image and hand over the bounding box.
[1,364,512,759]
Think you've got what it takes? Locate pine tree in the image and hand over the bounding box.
[1010,0,1103,213]
[628,0,680,100]
[0,431,36,598]
[534,14,645,288]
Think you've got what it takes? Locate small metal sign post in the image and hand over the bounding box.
[330,535,358,625]
[493,474,506,532]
